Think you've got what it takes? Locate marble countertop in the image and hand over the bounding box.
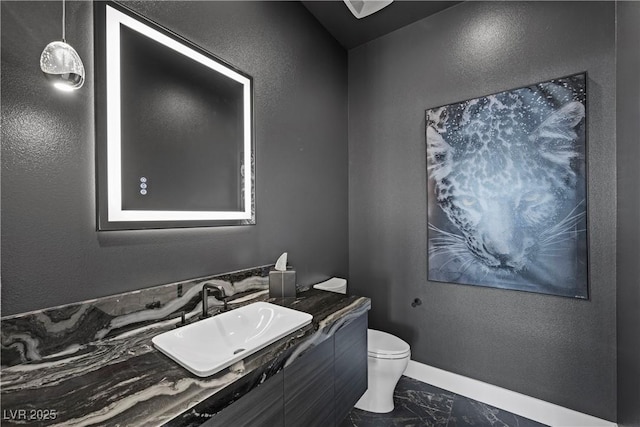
[1,289,370,426]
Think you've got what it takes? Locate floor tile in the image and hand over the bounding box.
[341,376,548,427]
[447,395,547,427]
[341,376,454,427]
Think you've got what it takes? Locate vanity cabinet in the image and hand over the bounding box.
[284,312,367,426]
[201,371,284,427]
[334,313,368,423]
[284,336,335,426]
[201,312,367,427]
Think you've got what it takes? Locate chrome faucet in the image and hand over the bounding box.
[201,283,228,318]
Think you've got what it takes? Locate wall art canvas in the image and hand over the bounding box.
[426,73,588,298]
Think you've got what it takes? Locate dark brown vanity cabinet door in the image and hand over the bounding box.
[201,371,284,427]
[284,336,335,426]
[334,314,368,424]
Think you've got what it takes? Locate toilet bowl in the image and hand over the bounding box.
[313,278,411,413]
[354,329,410,413]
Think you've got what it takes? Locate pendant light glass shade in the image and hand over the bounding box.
[40,41,85,91]
[40,0,84,91]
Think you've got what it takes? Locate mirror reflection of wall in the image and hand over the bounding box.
[120,25,244,213]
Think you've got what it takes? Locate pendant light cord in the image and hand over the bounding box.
[62,0,66,42]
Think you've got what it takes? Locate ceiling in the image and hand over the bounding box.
[301,0,460,50]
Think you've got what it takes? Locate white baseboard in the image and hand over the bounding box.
[404,360,617,427]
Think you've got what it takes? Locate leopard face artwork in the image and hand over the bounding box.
[426,73,588,298]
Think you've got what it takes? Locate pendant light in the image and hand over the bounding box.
[40,0,85,91]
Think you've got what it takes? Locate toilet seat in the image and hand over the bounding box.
[367,329,411,360]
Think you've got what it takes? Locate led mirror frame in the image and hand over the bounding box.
[95,2,255,230]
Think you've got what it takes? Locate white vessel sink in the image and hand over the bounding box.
[152,301,313,377]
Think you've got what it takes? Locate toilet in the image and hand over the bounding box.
[313,278,411,413]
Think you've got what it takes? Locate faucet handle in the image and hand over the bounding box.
[170,311,187,328]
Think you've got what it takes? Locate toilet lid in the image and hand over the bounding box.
[367,329,410,357]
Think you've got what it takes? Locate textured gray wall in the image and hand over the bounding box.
[348,1,616,420]
[1,1,348,315]
[616,2,640,426]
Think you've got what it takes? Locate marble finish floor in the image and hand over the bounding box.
[341,376,547,427]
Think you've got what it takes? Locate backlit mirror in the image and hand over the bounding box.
[95,2,254,230]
